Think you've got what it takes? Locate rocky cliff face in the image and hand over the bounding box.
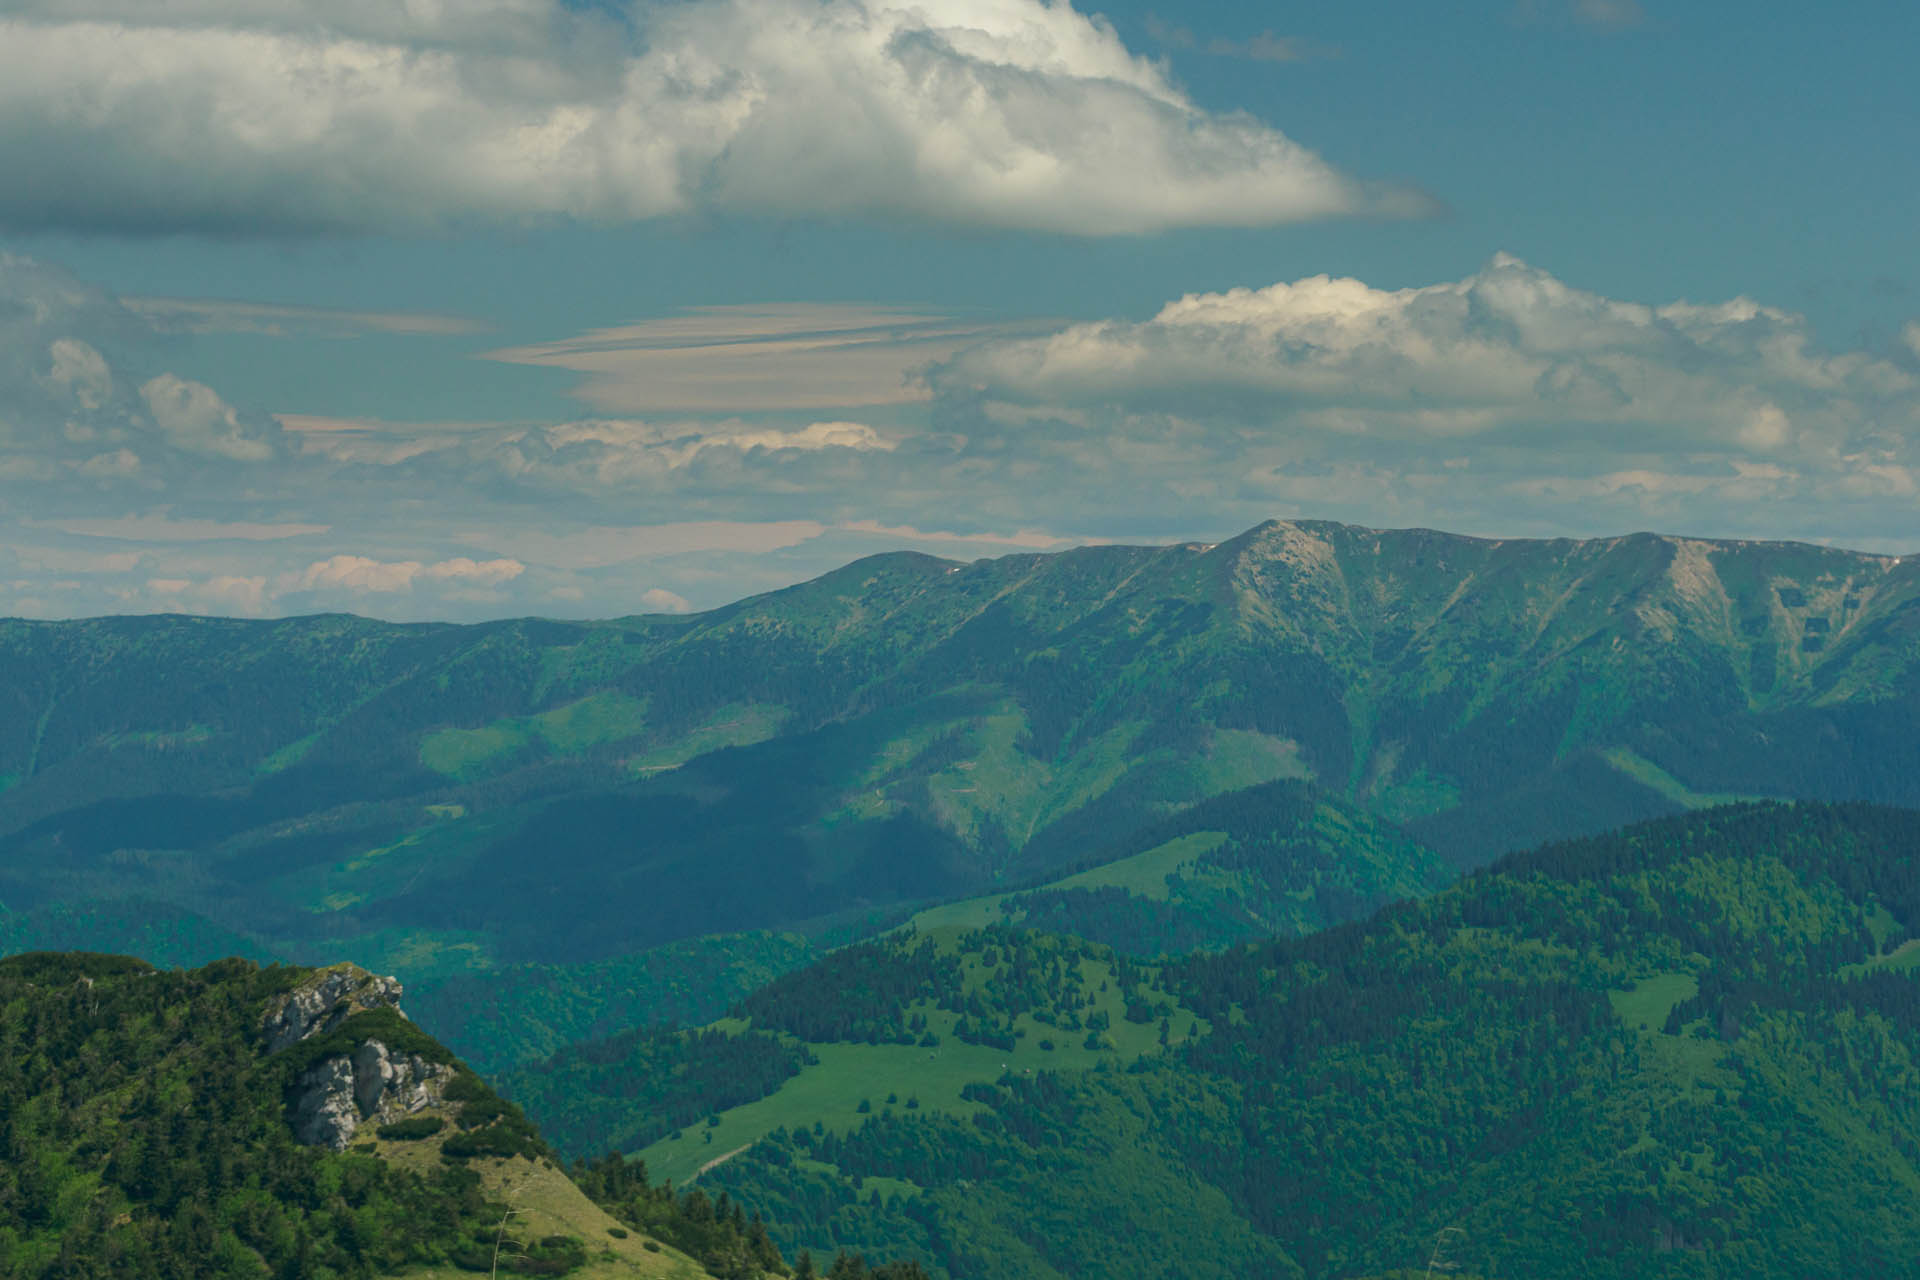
[266,964,452,1151]
[263,963,405,1053]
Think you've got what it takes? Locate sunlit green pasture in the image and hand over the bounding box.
[421,691,649,778]
[905,831,1229,932]
[1607,971,1698,1032]
[639,937,1202,1185]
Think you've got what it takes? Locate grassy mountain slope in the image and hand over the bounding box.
[902,779,1449,958]
[0,952,655,1278]
[3,522,1918,1063]
[502,927,1205,1174]
[560,803,1920,1279]
[502,927,1283,1280]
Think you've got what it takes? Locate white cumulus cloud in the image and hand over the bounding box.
[298,555,422,594]
[148,573,271,616]
[936,253,1920,457]
[139,374,275,461]
[422,556,528,586]
[0,256,282,476]
[296,554,525,594]
[542,418,893,465]
[640,587,693,613]
[44,339,114,411]
[476,418,900,492]
[0,0,1419,237]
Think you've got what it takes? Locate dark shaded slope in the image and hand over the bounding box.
[907,779,1451,958]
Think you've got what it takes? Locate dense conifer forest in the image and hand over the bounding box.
[509,1029,816,1158]
[0,953,515,1278]
[669,803,1920,1278]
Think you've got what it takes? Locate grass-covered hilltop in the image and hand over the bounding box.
[496,803,1920,1280]
[2,520,1918,1074]
[0,951,920,1280]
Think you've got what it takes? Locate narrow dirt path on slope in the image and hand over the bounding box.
[687,1143,753,1183]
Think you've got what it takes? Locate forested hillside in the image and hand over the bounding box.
[0,951,919,1280]
[3,521,1918,1072]
[557,803,1920,1280]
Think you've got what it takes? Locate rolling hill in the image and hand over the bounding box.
[529,802,1920,1279]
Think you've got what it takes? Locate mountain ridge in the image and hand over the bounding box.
[5,517,1919,1073]
[8,517,1910,632]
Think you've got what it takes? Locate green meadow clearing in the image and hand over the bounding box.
[640,931,1201,1185]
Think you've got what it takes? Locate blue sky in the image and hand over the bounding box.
[1,0,1915,619]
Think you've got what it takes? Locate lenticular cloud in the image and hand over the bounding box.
[0,0,1417,236]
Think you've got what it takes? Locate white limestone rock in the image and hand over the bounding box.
[266,963,452,1150]
[262,963,405,1054]
[352,1039,449,1121]
[290,1055,360,1150]
[289,1040,452,1150]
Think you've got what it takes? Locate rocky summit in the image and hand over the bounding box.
[268,964,453,1150]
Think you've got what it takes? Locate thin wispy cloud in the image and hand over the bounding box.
[1511,0,1649,30]
[1572,0,1647,29]
[837,521,1082,549]
[465,521,835,569]
[124,297,486,338]
[1145,17,1339,63]
[33,513,331,542]
[480,305,1041,412]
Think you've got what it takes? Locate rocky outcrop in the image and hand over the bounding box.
[289,1039,451,1150]
[354,1039,447,1121]
[263,963,405,1053]
[268,964,452,1151]
[290,1056,360,1149]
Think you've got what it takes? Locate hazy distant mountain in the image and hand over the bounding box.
[3,520,1917,1061]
